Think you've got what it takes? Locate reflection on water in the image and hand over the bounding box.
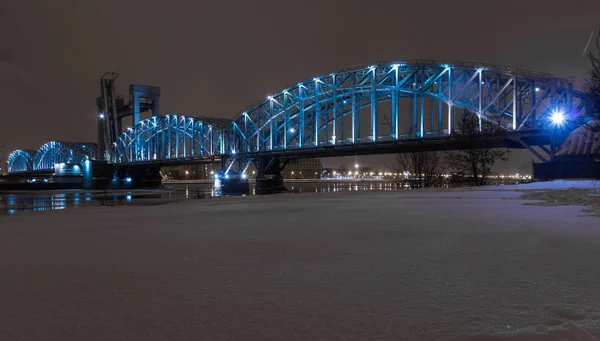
[0,191,164,215]
[0,180,523,215]
[286,181,405,194]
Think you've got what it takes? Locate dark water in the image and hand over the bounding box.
[0,182,407,215]
[0,180,527,215]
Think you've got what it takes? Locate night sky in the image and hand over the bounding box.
[2,0,599,172]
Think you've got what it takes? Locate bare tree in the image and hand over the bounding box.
[380,112,444,188]
[393,150,442,188]
[585,28,600,120]
[447,113,509,186]
[584,28,600,159]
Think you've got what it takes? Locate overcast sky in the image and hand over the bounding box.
[1,0,599,171]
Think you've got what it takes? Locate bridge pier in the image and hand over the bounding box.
[82,161,162,189]
[214,172,249,195]
[255,157,288,195]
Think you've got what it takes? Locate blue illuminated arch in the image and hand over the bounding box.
[7,149,36,173]
[226,60,586,154]
[33,141,98,171]
[112,115,231,163]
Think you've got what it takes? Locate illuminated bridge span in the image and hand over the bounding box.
[111,60,586,165]
[6,60,589,175]
[112,115,231,163]
[7,142,98,173]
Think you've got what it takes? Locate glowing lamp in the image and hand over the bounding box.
[549,109,566,126]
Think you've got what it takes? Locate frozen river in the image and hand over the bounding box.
[0,181,599,340]
[0,181,410,215]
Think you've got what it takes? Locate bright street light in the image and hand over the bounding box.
[550,109,566,126]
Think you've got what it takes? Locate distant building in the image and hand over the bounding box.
[283,158,324,179]
[161,163,216,180]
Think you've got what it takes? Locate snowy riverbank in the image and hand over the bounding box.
[0,181,599,340]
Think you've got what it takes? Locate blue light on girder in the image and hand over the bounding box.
[391,64,400,69]
[99,114,104,119]
[549,109,566,126]
[267,95,273,101]
[241,173,247,179]
[225,174,230,179]
[231,149,236,155]
[125,177,132,183]
[313,77,320,83]
[369,65,376,70]
[289,128,295,133]
[535,87,540,92]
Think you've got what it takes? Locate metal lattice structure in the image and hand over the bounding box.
[112,115,231,164]
[7,149,36,173]
[226,60,586,155]
[32,142,98,171]
[7,60,590,172]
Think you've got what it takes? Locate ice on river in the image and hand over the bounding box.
[0,181,599,340]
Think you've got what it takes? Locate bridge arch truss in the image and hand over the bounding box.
[7,149,36,173]
[112,115,231,163]
[32,141,98,171]
[226,60,586,155]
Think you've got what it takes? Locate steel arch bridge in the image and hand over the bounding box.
[7,150,36,173]
[5,60,589,175]
[110,60,586,165]
[7,142,99,173]
[112,115,231,164]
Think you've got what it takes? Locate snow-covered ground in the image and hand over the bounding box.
[0,181,599,340]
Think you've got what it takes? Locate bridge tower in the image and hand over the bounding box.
[96,73,161,160]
